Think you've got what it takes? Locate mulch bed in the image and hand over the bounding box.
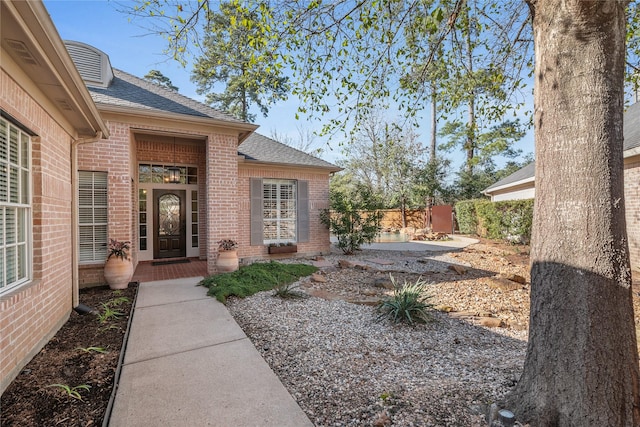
[1,284,137,426]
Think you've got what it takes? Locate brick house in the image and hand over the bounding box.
[1,1,338,393]
[483,102,640,273]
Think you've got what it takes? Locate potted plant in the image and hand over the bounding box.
[104,239,133,290]
[216,239,239,272]
[268,242,298,254]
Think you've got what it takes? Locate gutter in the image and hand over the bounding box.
[71,132,103,308]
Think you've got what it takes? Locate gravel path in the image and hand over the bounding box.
[227,242,532,426]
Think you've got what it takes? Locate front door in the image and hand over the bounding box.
[154,189,186,259]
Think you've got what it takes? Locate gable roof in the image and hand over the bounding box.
[239,133,341,172]
[64,41,256,138]
[484,102,640,195]
[89,69,248,124]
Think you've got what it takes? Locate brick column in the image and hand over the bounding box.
[206,133,239,274]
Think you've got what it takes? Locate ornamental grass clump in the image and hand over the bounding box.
[377,275,434,325]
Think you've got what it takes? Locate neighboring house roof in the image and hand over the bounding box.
[239,133,341,172]
[484,161,535,193]
[484,102,640,195]
[624,102,640,152]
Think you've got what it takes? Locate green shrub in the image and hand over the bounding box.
[200,261,317,303]
[455,198,533,244]
[455,199,479,235]
[377,276,434,325]
[320,185,383,255]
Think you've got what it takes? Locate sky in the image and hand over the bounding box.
[43,0,535,169]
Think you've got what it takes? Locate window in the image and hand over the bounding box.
[138,164,196,184]
[78,171,107,263]
[0,117,30,292]
[251,178,309,246]
[262,180,297,243]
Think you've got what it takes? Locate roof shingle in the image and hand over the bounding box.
[239,133,341,171]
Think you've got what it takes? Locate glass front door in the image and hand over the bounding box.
[154,189,186,259]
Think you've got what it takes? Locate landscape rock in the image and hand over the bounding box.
[338,259,354,268]
[373,277,395,290]
[478,317,505,328]
[448,264,467,275]
[311,273,327,283]
[501,273,527,284]
[487,277,522,291]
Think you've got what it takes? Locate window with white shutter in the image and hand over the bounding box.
[263,179,297,243]
[0,117,31,292]
[78,171,108,263]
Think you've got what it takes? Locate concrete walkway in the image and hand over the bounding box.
[107,277,312,427]
[336,234,479,252]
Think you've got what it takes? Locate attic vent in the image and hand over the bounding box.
[64,41,114,88]
[5,39,38,66]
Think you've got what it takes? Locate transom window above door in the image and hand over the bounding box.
[138,164,197,184]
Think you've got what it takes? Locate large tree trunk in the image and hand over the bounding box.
[508,1,640,425]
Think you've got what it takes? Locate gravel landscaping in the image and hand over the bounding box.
[227,240,534,426]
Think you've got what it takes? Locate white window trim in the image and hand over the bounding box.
[0,117,32,294]
[262,179,297,244]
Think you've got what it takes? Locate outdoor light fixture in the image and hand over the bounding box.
[167,137,181,184]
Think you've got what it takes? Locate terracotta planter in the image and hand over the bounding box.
[104,257,133,290]
[217,250,239,272]
[268,245,297,254]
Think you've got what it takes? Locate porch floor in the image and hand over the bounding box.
[132,258,209,283]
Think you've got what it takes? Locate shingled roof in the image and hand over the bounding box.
[485,102,640,194]
[239,133,341,171]
[624,102,640,152]
[65,41,339,171]
[88,69,247,124]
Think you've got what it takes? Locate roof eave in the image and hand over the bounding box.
[483,176,535,195]
[624,145,640,158]
[239,157,342,173]
[4,1,108,139]
[96,103,259,135]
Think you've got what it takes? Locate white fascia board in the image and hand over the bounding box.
[483,176,536,195]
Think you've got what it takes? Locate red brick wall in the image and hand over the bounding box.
[237,165,332,261]
[625,156,640,273]
[1,68,74,393]
[77,121,134,286]
[206,134,240,273]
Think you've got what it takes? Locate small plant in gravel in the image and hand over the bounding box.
[46,384,91,401]
[377,275,434,325]
[273,281,306,299]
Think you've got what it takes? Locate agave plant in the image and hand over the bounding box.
[377,275,434,325]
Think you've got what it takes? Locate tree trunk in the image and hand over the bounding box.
[426,85,437,230]
[508,1,640,425]
[463,1,475,175]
